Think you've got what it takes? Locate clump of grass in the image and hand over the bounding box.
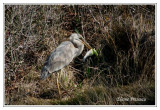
[52,81,155,105]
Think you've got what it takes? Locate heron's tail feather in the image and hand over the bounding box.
[41,66,51,80]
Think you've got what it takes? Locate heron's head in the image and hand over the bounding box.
[69,33,92,49]
[41,66,51,80]
[69,33,82,41]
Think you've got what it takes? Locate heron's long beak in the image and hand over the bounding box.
[80,39,92,50]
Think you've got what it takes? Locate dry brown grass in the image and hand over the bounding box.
[5,5,155,105]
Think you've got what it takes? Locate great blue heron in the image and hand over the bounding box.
[41,33,92,98]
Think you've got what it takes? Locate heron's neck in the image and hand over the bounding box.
[72,40,84,57]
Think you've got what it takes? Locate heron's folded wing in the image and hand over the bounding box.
[47,41,76,73]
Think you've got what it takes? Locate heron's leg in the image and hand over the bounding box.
[57,72,61,99]
[60,68,63,78]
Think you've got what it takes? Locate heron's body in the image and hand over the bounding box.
[41,33,85,80]
[44,41,81,73]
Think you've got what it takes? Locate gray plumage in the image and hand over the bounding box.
[41,33,85,80]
